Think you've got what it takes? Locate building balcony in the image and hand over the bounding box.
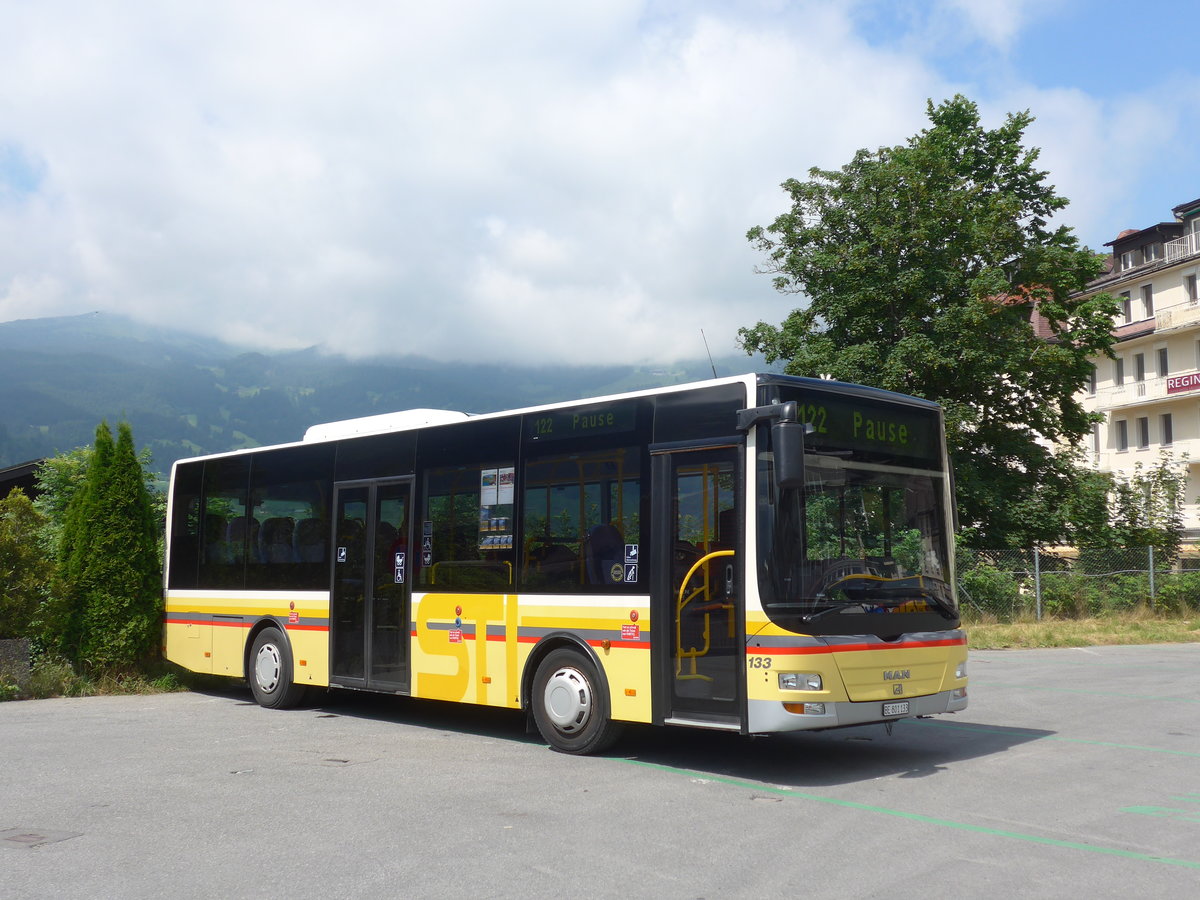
[1165,231,1200,263]
[1154,300,1200,331]
[1092,377,1171,409]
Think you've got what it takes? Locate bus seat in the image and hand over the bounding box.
[294,517,327,563]
[260,517,296,563]
[203,514,228,564]
[226,516,260,563]
[532,543,578,588]
[717,507,737,548]
[376,521,397,553]
[585,524,624,585]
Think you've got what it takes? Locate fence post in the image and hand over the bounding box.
[1033,545,1042,621]
[1148,545,1156,602]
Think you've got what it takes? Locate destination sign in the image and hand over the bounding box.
[782,392,941,463]
[526,402,638,442]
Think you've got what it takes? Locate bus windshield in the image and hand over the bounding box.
[756,393,957,635]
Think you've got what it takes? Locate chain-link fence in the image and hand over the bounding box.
[957,547,1200,620]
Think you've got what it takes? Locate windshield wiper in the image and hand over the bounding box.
[814,576,958,621]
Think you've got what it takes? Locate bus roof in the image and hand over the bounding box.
[172,372,938,467]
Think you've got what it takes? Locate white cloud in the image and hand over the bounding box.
[1,0,1197,364]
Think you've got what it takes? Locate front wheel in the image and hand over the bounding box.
[532,647,622,755]
[248,627,307,709]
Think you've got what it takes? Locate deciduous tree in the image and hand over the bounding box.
[0,488,51,639]
[741,95,1118,546]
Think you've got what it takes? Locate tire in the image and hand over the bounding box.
[248,627,307,709]
[531,647,623,755]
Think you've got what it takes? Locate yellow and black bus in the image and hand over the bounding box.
[163,373,967,753]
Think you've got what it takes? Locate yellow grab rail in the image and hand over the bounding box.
[675,549,735,680]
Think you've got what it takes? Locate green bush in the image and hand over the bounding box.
[0,675,20,702]
[1039,573,1088,618]
[1152,572,1200,614]
[960,565,1023,619]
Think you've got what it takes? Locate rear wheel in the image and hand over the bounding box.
[532,647,622,755]
[248,627,307,709]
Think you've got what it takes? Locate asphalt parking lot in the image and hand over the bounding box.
[2,643,1198,899]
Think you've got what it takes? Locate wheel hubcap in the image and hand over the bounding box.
[255,643,281,693]
[542,666,591,733]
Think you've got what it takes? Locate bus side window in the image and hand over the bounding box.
[421,463,515,591]
[244,443,335,590]
[521,447,641,592]
[197,456,250,590]
[167,461,204,590]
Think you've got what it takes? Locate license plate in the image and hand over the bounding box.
[882,701,910,717]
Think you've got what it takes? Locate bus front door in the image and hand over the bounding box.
[653,445,743,727]
[330,479,412,692]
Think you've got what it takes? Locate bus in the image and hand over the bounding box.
[163,373,967,753]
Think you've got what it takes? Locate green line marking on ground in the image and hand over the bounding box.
[621,759,1200,870]
[1121,805,1200,824]
[907,719,1200,757]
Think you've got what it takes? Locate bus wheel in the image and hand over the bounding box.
[248,627,306,709]
[532,648,622,755]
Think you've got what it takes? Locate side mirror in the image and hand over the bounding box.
[772,421,807,490]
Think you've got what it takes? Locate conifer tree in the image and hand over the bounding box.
[53,422,115,662]
[53,422,162,668]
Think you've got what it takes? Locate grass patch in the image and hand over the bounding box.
[964,612,1200,649]
[1,656,194,701]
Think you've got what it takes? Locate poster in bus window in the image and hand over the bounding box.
[497,467,514,504]
[480,468,499,505]
[478,466,515,551]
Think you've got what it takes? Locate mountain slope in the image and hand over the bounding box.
[0,313,768,472]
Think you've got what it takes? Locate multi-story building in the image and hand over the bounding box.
[1078,197,1200,543]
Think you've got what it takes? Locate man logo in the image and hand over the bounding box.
[883,669,910,681]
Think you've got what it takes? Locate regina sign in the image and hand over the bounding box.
[1168,373,1200,394]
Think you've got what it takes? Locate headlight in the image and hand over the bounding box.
[778,672,822,691]
[955,661,967,679]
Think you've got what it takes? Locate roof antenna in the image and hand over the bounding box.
[701,329,718,379]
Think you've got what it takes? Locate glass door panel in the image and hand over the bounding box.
[331,486,368,681]
[330,480,412,691]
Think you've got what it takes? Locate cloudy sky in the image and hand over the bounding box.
[2,0,1199,365]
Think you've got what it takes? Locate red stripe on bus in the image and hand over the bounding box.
[409,630,650,649]
[165,618,328,632]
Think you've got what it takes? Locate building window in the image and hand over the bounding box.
[1116,419,1128,451]
[1161,414,1173,447]
[1114,358,1124,386]
[1121,250,1137,271]
[1158,347,1169,377]
[1087,365,1097,395]
[1141,284,1154,317]
[1187,273,1199,304]
[1137,417,1150,449]
[1091,423,1100,453]
[1144,243,1162,263]
[1120,291,1132,323]
[1134,352,1145,382]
